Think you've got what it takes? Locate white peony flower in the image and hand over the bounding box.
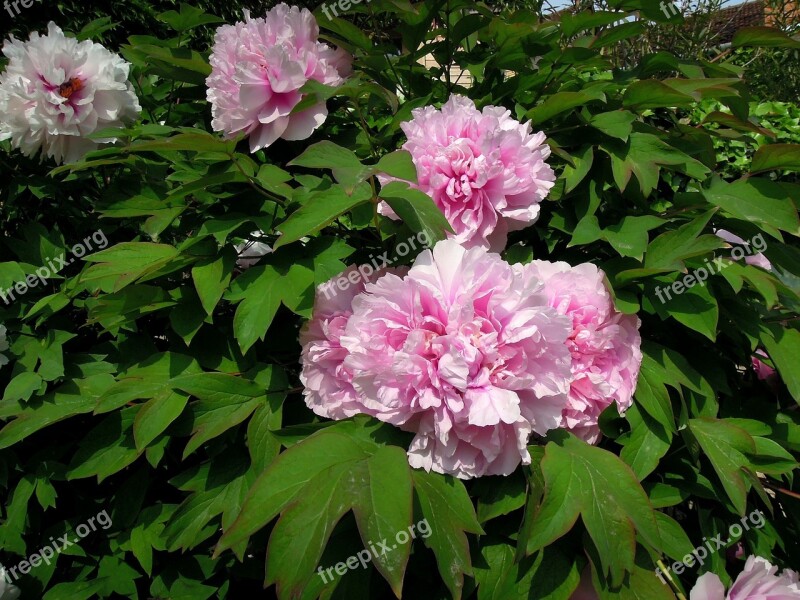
[234,232,273,270]
[0,566,20,599]
[0,325,9,368]
[0,22,141,164]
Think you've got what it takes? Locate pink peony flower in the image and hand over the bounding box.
[752,349,777,383]
[715,229,772,271]
[301,240,573,479]
[380,95,556,251]
[690,556,800,599]
[206,4,351,152]
[520,261,642,444]
[0,22,140,164]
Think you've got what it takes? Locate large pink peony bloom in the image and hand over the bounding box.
[380,95,556,251]
[300,265,408,421]
[206,4,351,152]
[301,240,573,479]
[690,556,800,599]
[0,22,140,164]
[521,261,642,444]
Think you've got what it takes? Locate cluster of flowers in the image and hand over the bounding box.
[0,2,640,481]
[0,3,794,597]
[300,241,642,479]
[0,0,779,478]
[0,5,351,164]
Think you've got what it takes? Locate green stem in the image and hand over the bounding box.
[657,559,687,600]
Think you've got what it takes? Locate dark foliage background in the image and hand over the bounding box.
[1,1,799,599]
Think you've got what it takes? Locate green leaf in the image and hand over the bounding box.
[653,512,694,563]
[265,464,353,598]
[523,431,662,587]
[126,132,236,154]
[751,143,800,173]
[604,133,709,195]
[688,418,755,515]
[247,402,283,473]
[169,290,206,345]
[759,323,800,404]
[94,352,202,414]
[718,262,779,308]
[256,164,294,199]
[76,17,118,41]
[411,470,483,600]
[81,242,182,293]
[589,110,637,141]
[215,430,367,554]
[191,249,235,315]
[274,183,373,249]
[67,409,142,482]
[42,580,108,600]
[288,141,369,189]
[732,26,800,48]
[34,474,58,510]
[157,3,224,31]
[645,210,721,270]
[563,146,594,193]
[123,44,211,84]
[619,404,672,480]
[749,436,799,475]
[665,284,719,341]
[374,150,418,183]
[588,547,677,599]
[165,467,251,552]
[633,356,675,430]
[379,181,454,244]
[173,370,284,458]
[350,446,414,597]
[560,10,631,36]
[228,266,282,353]
[623,80,694,110]
[0,381,108,450]
[603,216,665,260]
[474,472,527,523]
[0,475,35,554]
[133,390,189,451]
[318,15,373,51]
[474,540,580,600]
[527,89,607,123]
[703,177,800,235]
[3,371,44,402]
[219,420,420,597]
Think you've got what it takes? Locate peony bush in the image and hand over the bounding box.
[0,1,799,598]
